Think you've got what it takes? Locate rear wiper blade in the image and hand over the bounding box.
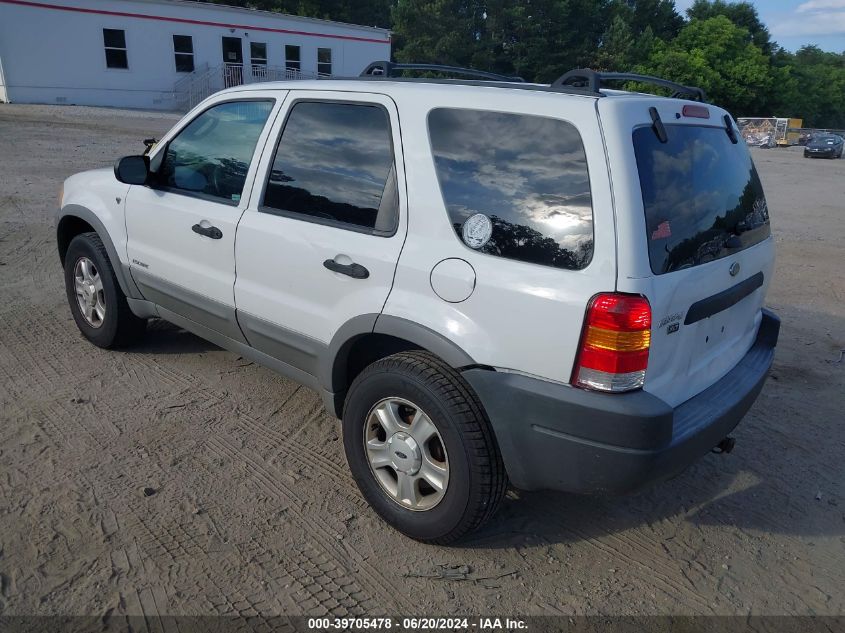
[649,107,668,143]
[724,114,738,144]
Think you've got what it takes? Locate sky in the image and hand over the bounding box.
[673,0,845,52]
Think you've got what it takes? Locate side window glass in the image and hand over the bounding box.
[155,100,274,204]
[262,101,397,233]
[428,108,594,270]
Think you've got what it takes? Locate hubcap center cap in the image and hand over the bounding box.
[387,432,422,475]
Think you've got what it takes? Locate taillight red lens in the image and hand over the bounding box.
[572,293,652,392]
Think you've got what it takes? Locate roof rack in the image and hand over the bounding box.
[360,61,524,83]
[552,69,707,102]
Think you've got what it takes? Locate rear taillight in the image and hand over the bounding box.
[572,293,652,393]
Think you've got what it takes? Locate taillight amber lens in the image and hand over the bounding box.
[572,293,652,392]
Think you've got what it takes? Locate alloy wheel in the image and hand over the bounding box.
[364,397,449,511]
[74,256,106,328]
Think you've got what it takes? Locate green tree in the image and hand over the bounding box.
[636,15,774,114]
[392,0,610,83]
[686,0,773,55]
[787,46,845,128]
[625,0,683,41]
[594,14,635,70]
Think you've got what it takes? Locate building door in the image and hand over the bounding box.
[221,36,243,87]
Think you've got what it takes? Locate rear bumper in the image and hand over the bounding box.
[463,309,780,493]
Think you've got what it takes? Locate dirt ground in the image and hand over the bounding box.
[0,104,843,620]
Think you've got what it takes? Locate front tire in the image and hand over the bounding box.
[64,232,146,349]
[343,351,507,544]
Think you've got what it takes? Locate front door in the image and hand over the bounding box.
[126,97,279,341]
[234,92,407,379]
[222,36,243,87]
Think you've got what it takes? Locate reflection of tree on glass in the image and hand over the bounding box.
[633,124,770,274]
[261,101,396,232]
[429,108,594,271]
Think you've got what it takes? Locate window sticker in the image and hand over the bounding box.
[651,220,672,240]
[462,213,493,249]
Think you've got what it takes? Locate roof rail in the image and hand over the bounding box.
[360,61,524,83]
[552,68,707,102]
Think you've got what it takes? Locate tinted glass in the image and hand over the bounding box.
[251,42,267,63]
[428,109,593,270]
[175,54,194,73]
[156,101,273,203]
[173,35,193,54]
[103,29,125,49]
[105,49,128,69]
[263,102,395,232]
[317,48,332,75]
[633,125,771,275]
[285,45,300,66]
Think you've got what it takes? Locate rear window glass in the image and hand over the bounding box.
[428,109,593,271]
[634,124,770,275]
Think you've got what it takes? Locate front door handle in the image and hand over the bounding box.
[323,258,369,279]
[192,223,222,240]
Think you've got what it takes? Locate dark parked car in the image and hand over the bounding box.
[804,134,844,159]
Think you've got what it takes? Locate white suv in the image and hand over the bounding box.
[56,64,780,543]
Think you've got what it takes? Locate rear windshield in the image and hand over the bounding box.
[633,124,770,275]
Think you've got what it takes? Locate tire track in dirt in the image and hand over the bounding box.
[229,408,366,510]
[116,503,283,622]
[205,435,414,614]
[237,535,380,617]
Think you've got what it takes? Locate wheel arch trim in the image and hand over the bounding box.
[322,313,477,417]
[57,204,141,299]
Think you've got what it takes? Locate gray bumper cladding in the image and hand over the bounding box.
[463,309,780,493]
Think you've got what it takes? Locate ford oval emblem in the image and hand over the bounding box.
[729,262,741,277]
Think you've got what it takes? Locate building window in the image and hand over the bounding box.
[173,35,194,73]
[285,45,301,72]
[251,42,268,78]
[251,42,267,66]
[317,48,332,76]
[103,29,128,69]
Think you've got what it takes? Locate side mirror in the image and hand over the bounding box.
[114,155,150,185]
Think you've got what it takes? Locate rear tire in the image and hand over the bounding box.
[342,351,507,544]
[64,232,146,349]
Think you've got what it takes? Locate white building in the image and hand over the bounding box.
[0,0,392,110]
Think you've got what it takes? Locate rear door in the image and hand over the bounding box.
[599,98,775,407]
[233,91,406,378]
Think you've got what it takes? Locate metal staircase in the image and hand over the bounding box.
[174,63,317,111]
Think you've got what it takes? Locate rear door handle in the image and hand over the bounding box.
[323,258,369,279]
[192,223,222,240]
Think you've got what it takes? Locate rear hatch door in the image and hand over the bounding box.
[599,98,775,407]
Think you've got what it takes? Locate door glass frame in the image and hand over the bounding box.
[254,95,401,237]
[145,97,281,208]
